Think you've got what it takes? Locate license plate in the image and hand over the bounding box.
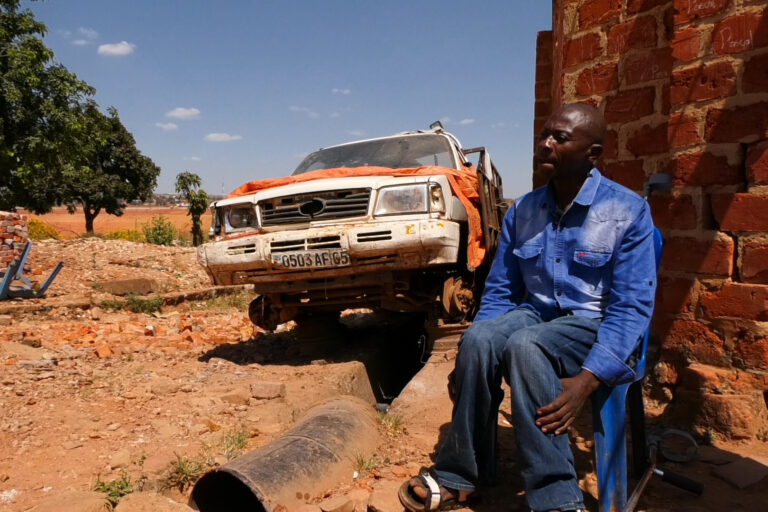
[271,250,350,269]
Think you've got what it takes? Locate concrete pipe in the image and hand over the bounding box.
[190,396,380,512]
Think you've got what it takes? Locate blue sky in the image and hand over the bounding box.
[29,1,552,199]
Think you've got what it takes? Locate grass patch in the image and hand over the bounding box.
[125,294,164,314]
[93,470,136,507]
[104,229,145,243]
[28,218,61,240]
[353,452,381,473]
[221,429,249,461]
[204,291,252,312]
[378,411,404,437]
[100,299,124,311]
[142,215,177,246]
[161,453,207,492]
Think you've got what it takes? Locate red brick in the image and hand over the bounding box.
[743,53,768,94]
[666,151,742,187]
[673,0,731,25]
[608,16,658,54]
[746,140,768,186]
[564,33,603,69]
[656,275,700,314]
[705,102,768,143]
[579,0,621,29]
[648,193,698,230]
[536,31,554,65]
[603,129,619,160]
[670,61,737,106]
[742,239,768,283]
[535,100,552,118]
[623,47,673,85]
[701,282,768,320]
[712,10,768,55]
[712,193,768,232]
[662,236,734,275]
[535,79,553,99]
[671,26,701,61]
[575,63,618,97]
[604,87,656,123]
[603,160,645,190]
[661,319,726,365]
[734,337,768,369]
[668,112,701,148]
[628,0,670,15]
[627,122,669,156]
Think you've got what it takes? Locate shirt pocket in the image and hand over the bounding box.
[513,238,545,284]
[571,249,612,294]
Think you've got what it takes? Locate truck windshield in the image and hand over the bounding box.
[292,134,456,175]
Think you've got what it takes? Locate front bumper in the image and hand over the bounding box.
[198,219,462,289]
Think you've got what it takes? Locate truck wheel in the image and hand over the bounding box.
[248,295,280,331]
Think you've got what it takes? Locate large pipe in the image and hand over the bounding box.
[191,397,380,512]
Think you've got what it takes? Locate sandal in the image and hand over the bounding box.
[398,468,473,511]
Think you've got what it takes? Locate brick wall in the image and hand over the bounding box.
[0,211,29,271]
[538,0,768,438]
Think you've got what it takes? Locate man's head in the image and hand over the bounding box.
[533,104,606,186]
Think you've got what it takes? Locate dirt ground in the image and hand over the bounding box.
[1,238,767,511]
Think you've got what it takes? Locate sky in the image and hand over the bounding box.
[28,1,552,200]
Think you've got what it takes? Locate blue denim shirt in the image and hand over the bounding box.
[476,169,657,386]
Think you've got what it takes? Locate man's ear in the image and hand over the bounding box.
[588,143,603,163]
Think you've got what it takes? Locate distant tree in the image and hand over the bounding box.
[175,171,209,246]
[0,0,95,212]
[61,105,160,233]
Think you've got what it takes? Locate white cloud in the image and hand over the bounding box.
[289,105,319,118]
[98,41,135,56]
[440,116,453,124]
[490,122,506,129]
[205,133,242,143]
[72,39,89,46]
[166,107,200,120]
[155,122,178,131]
[347,130,365,137]
[330,112,340,119]
[78,27,99,39]
[184,156,202,162]
[332,88,351,95]
[459,118,475,125]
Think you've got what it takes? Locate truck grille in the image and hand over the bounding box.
[270,236,342,252]
[260,189,370,225]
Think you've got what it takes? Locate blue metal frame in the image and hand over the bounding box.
[0,241,63,300]
[592,227,663,512]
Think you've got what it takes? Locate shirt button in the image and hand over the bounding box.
[557,291,563,296]
[556,258,561,263]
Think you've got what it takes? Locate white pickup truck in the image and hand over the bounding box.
[197,122,506,331]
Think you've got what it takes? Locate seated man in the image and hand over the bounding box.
[399,104,657,512]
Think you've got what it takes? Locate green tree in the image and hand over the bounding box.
[0,0,95,212]
[175,171,209,246]
[61,105,160,233]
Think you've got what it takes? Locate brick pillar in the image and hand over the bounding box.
[538,1,768,439]
[0,211,29,271]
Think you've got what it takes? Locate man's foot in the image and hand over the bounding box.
[398,469,473,511]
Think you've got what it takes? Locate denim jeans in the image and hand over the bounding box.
[433,308,601,512]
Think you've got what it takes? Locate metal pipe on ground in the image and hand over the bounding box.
[190,396,380,512]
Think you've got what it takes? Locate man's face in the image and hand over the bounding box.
[534,109,598,182]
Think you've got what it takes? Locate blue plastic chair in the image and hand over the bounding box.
[591,227,663,512]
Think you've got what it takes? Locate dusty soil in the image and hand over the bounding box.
[1,239,767,511]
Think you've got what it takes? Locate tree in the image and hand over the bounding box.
[0,0,95,212]
[61,105,160,233]
[175,171,209,246]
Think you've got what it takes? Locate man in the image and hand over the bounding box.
[399,104,657,512]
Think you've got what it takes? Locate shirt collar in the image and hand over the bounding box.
[543,168,602,214]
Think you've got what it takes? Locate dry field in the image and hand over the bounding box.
[21,206,213,239]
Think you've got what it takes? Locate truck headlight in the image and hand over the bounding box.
[429,183,446,214]
[374,185,430,216]
[225,205,259,230]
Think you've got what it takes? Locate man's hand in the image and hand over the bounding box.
[536,370,600,435]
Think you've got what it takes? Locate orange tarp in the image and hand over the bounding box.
[227,166,486,269]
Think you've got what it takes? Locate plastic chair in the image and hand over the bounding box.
[591,227,663,512]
